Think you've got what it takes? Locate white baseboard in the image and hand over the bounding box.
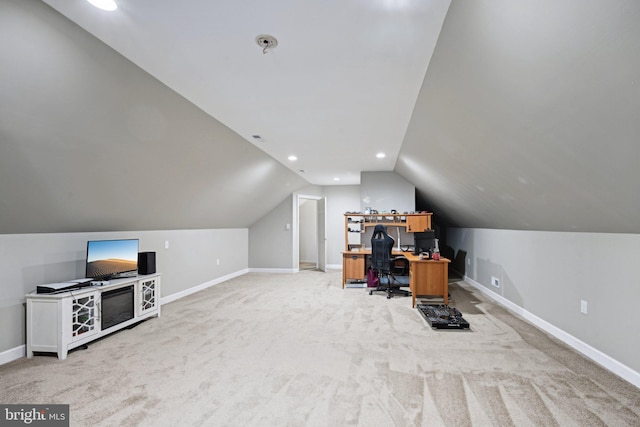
[250,266,343,272]
[160,269,249,305]
[0,345,25,366]
[463,275,640,389]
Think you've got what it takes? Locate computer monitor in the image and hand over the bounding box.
[413,230,436,255]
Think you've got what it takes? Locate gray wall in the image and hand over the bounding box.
[360,171,415,213]
[324,185,361,267]
[248,195,294,270]
[248,174,412,270]
[0,228,247,355]
[0,0,307,235]
[448,227,640,375]
[398,0,640,233]
[360,171,416,249]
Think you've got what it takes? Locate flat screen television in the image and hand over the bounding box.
[413,230,436,255]
[86,239,139,280]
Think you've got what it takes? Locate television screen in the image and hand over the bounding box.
[86,239,139,279]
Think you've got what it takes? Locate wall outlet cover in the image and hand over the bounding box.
[581,300,588,314]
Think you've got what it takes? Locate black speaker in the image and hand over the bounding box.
[138,252,156,275]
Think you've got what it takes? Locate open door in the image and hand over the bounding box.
[317,197,327,272]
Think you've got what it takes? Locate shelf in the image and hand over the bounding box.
[344,212,431,239]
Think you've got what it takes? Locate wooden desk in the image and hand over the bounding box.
[342,251,450,308]
[342,249,408,287]
[403,253,450,308]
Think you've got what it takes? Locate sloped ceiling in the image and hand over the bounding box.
[41,0,451,186]
[0,0,308,234]
[399,0,640,233]
[1,1,639,235]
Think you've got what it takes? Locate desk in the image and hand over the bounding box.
[342,250,450,307]
[342,251,367,285]
[403,253,450,308]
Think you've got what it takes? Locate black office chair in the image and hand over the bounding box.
[392,257,410,276]
[369,224,411,299]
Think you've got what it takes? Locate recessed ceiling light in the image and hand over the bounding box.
[333,177,340,181]
[376,152,386,159]
[87,0,117,11]
[288,155,297,161]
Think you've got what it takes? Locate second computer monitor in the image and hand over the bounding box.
[413,230,436,255]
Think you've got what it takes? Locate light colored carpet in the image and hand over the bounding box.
[1,270,639,426]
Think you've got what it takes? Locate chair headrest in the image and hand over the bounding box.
[373,224,387,234]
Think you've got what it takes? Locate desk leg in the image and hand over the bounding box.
[443,265,448,305]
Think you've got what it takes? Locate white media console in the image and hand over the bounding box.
[26,273,161,360]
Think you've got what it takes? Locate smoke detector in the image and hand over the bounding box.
[256,34,278,54]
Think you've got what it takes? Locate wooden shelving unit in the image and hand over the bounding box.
[344,212,432,251]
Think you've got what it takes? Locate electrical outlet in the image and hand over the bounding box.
[580,300,588,314]
[491,276,500,288]
[165,240,169,249]
[216,258,220,265]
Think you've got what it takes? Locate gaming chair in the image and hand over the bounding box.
[369,224,410,299]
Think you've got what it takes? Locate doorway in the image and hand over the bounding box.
[296,195,326,272]
[299,198,318,270]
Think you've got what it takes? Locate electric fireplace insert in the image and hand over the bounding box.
[101,285,134,330]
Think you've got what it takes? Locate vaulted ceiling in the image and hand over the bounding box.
[399,0,640,232]
[42,0,451,187]
[1,0,639,234]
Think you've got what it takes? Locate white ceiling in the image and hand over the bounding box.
[43,0,451,186]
